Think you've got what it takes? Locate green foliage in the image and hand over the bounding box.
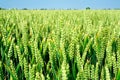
[117,68,120,80]
[0,10,120,80]
[86,7,90,10]
[0,61,3,80]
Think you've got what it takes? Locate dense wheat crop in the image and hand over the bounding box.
[0,10,120,80]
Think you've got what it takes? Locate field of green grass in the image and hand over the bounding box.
[0,10,120,80]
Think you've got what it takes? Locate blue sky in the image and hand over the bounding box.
[0,0,120,9]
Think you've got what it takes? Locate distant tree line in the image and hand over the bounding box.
[1,7,120,10]
[0,7,6,10]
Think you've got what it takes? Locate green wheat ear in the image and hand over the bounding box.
[95,63,99,80]
[10,60,18,80]
[101,66,105,80]
[69,40,74,60]
[117,38,120,68]
[105,65,110,80]
[61,60,69,80]
[29,64,36,80]
[23,58,29,80]
[16,45,23,67]
[117,51,120,69]
[112,53,117,78]
[4,62,18,80]
[35,71,45,80]
[90,65,95,80]
[82,37,93,65]
[106,40,112,68]
[8,38,14,58]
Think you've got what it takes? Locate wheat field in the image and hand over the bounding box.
[0,10,120,80]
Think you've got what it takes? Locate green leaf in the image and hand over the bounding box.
[117,69,120,80]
